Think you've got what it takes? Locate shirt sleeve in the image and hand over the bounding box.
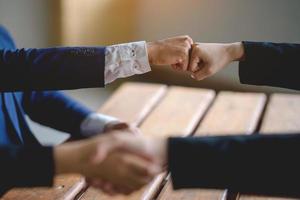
[0,146,54,195]
[104,41,151,84]
[239,41,300,90]
[80,113,119,137]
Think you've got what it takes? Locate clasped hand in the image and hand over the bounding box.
[54,36,245,196]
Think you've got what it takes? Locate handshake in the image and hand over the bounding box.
[54,125,166,195]
[147,36,244,80]
[53,36,246,196]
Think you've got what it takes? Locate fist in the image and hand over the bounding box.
[189,42,245,80]
[147,35,193,70]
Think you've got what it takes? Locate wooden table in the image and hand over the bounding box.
[2,82,300,200]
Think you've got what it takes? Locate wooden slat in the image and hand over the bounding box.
[239,93,300,200]
[80,86,215,200]
[1,175,83,200]
[1,82,166,200]
[159,181,226,200]
[99,82,167,126]
[239,195,296,200]
[158,91,266,200]
[260,94,300,134]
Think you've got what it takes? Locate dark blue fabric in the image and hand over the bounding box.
[0,25,106,193]
[0,25,107,145]
[169,134,300,198]
[239,41,300,90]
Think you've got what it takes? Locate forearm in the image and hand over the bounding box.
[0,47,105,91]
[22,91,92,139]
[0,146,54,192]
[168,134,300,197]
[238,41,300,90]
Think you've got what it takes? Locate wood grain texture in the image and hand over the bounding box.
[259,94,300,134]
[239,195,298,200]
[159,181,226,200]
[1,175,84,200]
[99,82,167,126]
[158,91,267,200]
[80,86,216,200]
[0,83,166,200]
[239,93,300,200]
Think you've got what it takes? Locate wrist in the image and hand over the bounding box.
[54,142,82,175]
[146,42,155,65]
[226,42,245,62]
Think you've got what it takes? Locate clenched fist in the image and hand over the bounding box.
[189,42,245,80]
[147,35,193,70]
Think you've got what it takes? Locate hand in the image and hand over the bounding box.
[104,121,141,135]
[147,35,193,70]
[87,135,168,195]
[54,132,161,195]
[189,42,245,80]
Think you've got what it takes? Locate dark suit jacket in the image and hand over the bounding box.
[0,25,105,195]
[168,41,300,197]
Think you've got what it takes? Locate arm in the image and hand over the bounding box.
[0,145,54,195]
[168,134,300,197]
[0,29,193,92]
[22,91,92,139]
[188,42,300,90]
[0,47,105,91]
[239,42,300,90]
[21,91,139,139]
[0,132,160,196]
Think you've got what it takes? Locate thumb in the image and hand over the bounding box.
[119,136,156,162]
[89,138,123,164]
[191,66,211,81]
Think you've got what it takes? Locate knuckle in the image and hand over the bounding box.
[183,35,191,40]
[205,68,213,75]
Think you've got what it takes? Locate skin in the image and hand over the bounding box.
[147,35,193,70]
[54,132,162,195]
[189,42,245,80]
[55,37,252,196]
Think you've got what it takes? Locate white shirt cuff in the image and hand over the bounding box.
[105,41,151,84]
[80,113,119,137]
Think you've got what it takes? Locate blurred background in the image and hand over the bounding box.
[0,0,300,144]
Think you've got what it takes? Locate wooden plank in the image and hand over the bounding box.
[239,195,298,200]
[259,94,300,134]
[1,175,83,200]
[158,91,267,200]
[0,82,167,200]
[98,82,167,126]
[239,93,300,200]
[80,86,216,200]
[159,181,226,200]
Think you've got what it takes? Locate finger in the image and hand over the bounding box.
[114,185,134,195]
[112,122,129,130]
[171,63,184,71]
[90,138,123,164]
[189,45,202,73]
[191,67,211,81]
[130,126,142,135]
[87,179,105,188]
[102,182,118,195]
[179,35,193,45]
[126,171,153,190]
[176,60,189,71]
[127,160,159,184]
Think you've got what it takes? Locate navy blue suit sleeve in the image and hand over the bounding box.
[0,145,54,196]
[168,134,300,198]
[0,47,105,91]
[239,41,300,90]
[22,91,92,139]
